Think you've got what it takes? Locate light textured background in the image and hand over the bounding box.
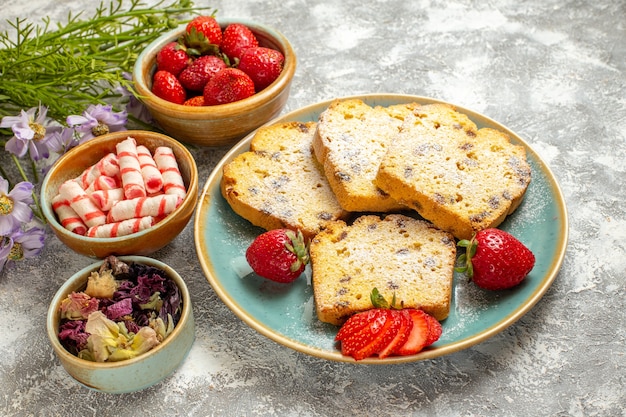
[1,0,625,416]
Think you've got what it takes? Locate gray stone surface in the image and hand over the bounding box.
[1,0,625,416]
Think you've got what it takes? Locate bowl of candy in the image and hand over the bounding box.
[40,130,198,258]
[46,255,195,393]
[132,15,296,146]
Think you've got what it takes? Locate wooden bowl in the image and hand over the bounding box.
[41,130,198,258]
[46,256,195,393]
[132,19,296,146]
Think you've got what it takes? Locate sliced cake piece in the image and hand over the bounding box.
[221,121,350,240]
[375,103,531,241]
[312,98,417,212]
[310,214,456,325]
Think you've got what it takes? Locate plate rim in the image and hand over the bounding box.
[194,93,569,364]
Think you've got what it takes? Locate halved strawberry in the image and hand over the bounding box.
[394,309,430,356]
[377,309,413,359]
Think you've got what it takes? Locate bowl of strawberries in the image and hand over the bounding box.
[132,15,296,147]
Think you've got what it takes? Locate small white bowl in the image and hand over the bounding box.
[46,256,195,393]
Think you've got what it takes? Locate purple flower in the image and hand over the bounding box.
[67,104,127,143]
[47,126,79,154]
[58,320,90,353]
[0,104,61,161]
[0,226,45,272]
[0,177,34,236]
[118,72,154,124]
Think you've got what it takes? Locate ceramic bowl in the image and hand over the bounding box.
[132,19,297,146]
[41,130,198,258]
[46,256,194,393]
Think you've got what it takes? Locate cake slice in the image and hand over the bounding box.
[312,99,416,212]
[310,214,456,325]
[375,103,531,240]
[221,121,349,240]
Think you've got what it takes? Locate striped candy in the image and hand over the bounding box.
[116,137,147,200]
[51,194,88,236]
[154,146,187,198]
[106,194,182,223]
[87,216,154,238]
[58,180,107,228]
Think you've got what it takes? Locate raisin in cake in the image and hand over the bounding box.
[375,103,531,241]
[221,121,349,240]
[312,99,416,212]
[310,214,456,325]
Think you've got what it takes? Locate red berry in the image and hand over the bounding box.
[221,23,259,62]
[178,55,227,92]
[238,46,285,91]
[183,96,205,106]
[185,15,222,46]
[456,228,536,291]
[151,70,186,104]
[423,312,442,346]
[245,229,309,283]
[394,309,431,356]
[156,42,190,76]
[335,309,400,361]
[377,309,413,359]
[335,289,442,360]
[203,68,255,105]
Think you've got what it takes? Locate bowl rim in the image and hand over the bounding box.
[132,18,297,118]
[41,129,198,246]
[46,255,193,369]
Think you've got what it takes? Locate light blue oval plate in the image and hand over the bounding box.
[194,94,569,364]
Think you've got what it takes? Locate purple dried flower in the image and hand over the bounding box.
[47,126,79,155]
[0,226,45,272]
[0,177,34,236]
[66,104,128,143]
[0,104,61,160]
[118,72,154,124]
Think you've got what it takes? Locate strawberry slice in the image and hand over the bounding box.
[336,309,400,361]
[335,309,374,342]
[423,313,442,346]
[377,309,413,359]
[394,309,430,356]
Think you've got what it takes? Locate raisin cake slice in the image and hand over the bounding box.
[312,99,416,212]
[310,214,456,325]
[375,103,531,240]
[221,121,349,240]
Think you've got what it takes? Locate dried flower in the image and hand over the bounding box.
[46,126,79,155]
[84,311,160,362]
[0,226,45,272]
[0,178,34,235]
[66,104,128,143]
[0,104,61,161]
[59,292,100,320]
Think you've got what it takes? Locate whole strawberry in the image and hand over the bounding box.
[238,46,285,91]
[221,23,259,63]
[178,55,227,92]
[151,70,186,104]
[185,15,222,46]
[156,42,190,76]
[183,95,205,106]
[455,228,535,290]
[203,68,255,105]
[245,229,309,283]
